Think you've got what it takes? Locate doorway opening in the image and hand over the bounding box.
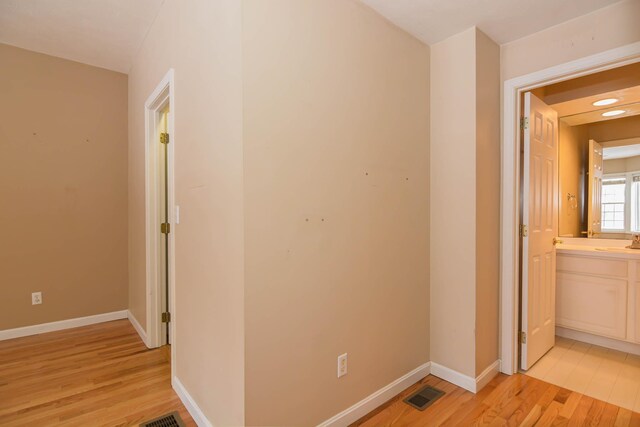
[500,42,640,376]
[145,69,175,357]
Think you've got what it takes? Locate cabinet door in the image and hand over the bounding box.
[635,282,640,343]
[557,272,627,339]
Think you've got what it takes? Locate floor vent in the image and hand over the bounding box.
[140,412,185,427]
[403,385,445,411]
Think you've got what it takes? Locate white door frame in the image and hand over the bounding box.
[500,42,640,374]
[145,68,176,354]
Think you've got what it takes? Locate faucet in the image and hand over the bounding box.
[628,235,640,250]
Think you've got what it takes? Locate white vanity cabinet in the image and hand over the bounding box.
[556,247,640,345]
[635,262,640,343]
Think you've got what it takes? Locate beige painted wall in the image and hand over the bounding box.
[475,29,501,376]
[127,0,244,425]
[430,27,477,378]
[243,0,430,425]
[430,27,501,379]
[0,43,128,330]
[501,0,640,81]
[559,121,589,237]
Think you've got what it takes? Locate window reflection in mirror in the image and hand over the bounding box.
[602,146,640,234]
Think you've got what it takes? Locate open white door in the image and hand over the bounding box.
[521,92,559,370]
[588,139,603,237]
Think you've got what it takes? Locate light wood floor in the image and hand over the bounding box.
[0,319,194,426]
[352,372,640,426]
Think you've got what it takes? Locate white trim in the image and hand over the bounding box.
[430,360,501,394]
[500,41,640,375]
[172,376,213,427]
[127,310,149,348]
[144,68,176,357]
[475,360,501,392]
[317,362,431,427]
[557,327,640,357]
[0,310,127,341]
[430,363,475,392]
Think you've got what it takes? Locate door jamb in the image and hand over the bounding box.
[500,42,640,375]
[145,69,176,359]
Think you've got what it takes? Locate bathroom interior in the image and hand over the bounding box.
[520,62,640,412]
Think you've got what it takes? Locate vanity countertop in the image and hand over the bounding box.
[556,243,640,258]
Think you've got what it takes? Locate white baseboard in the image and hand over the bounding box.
[557,327,640,356]
[172,376,213,427]
[430,360,501,393]
[476,360,501,391]
[317,362,431,427]
[0,310,128,341]
[430,362,476,392]
[127,310,149,348]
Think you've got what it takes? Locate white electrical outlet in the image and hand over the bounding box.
[337,353,348,378]
[32,292,42,305]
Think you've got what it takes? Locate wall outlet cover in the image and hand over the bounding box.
[32,292,42,305]
[337,353,348,378]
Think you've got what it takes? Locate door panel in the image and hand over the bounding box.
[521,92,559,370]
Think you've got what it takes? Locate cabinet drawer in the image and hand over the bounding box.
[557,272,627,339]
[557,255,628,278]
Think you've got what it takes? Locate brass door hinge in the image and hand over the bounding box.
[520,117,529,131]
[520,331,527,344]
[161,223,171,234]
[520,224,528,238]
[162,312,171,323]
[160,132,170,144]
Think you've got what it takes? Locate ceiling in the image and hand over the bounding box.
[555,85,640,126]
[0,0,164,73]
[360,0,623,45]
[0,0,625,73]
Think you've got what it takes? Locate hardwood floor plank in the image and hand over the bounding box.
[351,373,640,426]
[0,319,194,426]
[615,408,633,427]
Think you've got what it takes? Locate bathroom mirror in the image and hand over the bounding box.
[559,113,640,239]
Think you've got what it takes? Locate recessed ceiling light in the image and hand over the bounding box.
[593,98,619,106]
[602,110,626,117]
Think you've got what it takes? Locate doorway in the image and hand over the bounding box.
[145,69,175,355]
[519,67,640,372]
[500,43,640,375]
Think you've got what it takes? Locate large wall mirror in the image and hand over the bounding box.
[559,109,640,239]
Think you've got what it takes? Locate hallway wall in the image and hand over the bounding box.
[430,27,478,378]
[243,1,430,425]
[0,43,128,330]
[127,0,245,425]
